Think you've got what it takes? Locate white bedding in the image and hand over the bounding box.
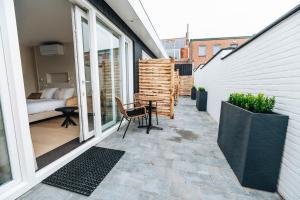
[27,99,66,115]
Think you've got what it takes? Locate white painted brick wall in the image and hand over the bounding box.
[195,10,300,200]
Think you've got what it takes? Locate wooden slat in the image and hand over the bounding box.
[179,75,194,96]
[138,59,175,118]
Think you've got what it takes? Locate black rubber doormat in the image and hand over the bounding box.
[43,146,125,196]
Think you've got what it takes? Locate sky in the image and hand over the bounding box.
[140,0,300,39]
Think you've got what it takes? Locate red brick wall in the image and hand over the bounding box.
[190,37,250,68]
[180,47,189,59]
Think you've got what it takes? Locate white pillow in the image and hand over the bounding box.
[40,88,58,99]
[53,88,65,99]
[63,88,75,99]
[54,88,75,100]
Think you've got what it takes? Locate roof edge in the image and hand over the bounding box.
[161,37,186,40]
[194,47,234,72]
[126,0,168,58]
[136,0,168,58]
[190,36,252,42]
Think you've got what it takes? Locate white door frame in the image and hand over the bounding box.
[0,0,134,199]
[0,1,37,199]
[124,37,134,104]
[74,6,97,141]
[0,26,22,195]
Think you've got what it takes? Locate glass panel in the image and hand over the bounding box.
[230,44,238,48]
[96,21,114,128]
[96,19,121,130]
[166,49,180,59]
[198,46,206,56]
[213,44,221,55]
[174,49,180,60]
[81,17,94,132]
[112,35,121,122]
[166,49,173,58]
[0,102,12,185]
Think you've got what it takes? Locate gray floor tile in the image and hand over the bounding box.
[19,97,280,200]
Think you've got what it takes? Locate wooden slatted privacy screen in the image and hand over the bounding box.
[179,75,194,96]
[139,58,175,118]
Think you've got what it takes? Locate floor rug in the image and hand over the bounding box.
[43,146,125,196]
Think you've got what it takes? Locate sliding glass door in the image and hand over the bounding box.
[96,19,121,130]
[74,7,95,141]
[74,6,132,135]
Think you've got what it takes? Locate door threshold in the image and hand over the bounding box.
[36,137,83,170]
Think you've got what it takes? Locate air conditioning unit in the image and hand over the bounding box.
[39,44,64,56]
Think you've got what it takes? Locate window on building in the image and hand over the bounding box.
[213,44,221,55]
[198,46,206,56]
[166,49,180,59]
[230,43,238,48]
[174,49,180,60]
[166,49,173,58]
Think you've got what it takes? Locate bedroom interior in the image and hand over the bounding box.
[14,0,82,169]
[14,0,124,170]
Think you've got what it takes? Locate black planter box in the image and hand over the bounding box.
[218,101,288,192]
[191,87,197,100]
[196,91,207,111]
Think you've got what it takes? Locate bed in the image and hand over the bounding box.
[27,88,78,123]
[27,99,65,123]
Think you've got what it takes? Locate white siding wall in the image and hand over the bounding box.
[196,10,300,200]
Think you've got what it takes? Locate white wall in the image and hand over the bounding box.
[19,45,38,96]
[34,42,77,90]
[196,10,300,200]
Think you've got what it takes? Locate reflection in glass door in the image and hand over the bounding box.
[96,19,121,130]
[0,29,12,186]
[81,18,95,133]
[0,104,12,186]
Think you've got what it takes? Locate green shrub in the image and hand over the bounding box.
[228,93,275,113]
[198,87,206,92]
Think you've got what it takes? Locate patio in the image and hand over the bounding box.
[19,97,280,200]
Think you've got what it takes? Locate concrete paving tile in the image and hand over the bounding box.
[18,97,280,200]
[19,184,73,200]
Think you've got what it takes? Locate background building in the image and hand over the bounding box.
[161,36,192,75]
[161,37,187,60]
[190,36,251,68]
[161,25,190,63]
[161,26,194,96]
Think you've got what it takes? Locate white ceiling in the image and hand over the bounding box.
[14,0,73,46]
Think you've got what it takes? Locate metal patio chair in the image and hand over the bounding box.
[134,93,159,125]
[115,97,147,139]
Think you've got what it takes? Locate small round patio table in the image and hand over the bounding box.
[137,95,164,134]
